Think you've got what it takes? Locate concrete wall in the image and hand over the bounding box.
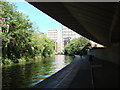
[88,43,120,64]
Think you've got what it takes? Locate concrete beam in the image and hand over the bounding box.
[28,2,118,46]
[88,43,120,64]
[109,2,120,43]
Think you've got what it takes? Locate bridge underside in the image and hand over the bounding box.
[27,2,120,65]
[27,2,120,88]
[28,2,120,46]
[27,2,120,64]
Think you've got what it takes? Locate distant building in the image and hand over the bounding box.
[0,17,9,46]
[47,26,81,53]
[38,31,44,35]
[62,25,81,47]
[62,26,80,40]
[48,28,63,52]
[0,17,9,33]
[63,37,70,47]
[48,28,59,42]
[90,41,104,48]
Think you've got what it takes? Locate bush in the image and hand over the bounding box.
[2,58,13,65]
[17,58,26,63]
[64,37,90,55]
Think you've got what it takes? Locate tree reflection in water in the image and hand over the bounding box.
[2,55,74,88]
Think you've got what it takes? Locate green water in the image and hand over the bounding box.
[2,55,75,88]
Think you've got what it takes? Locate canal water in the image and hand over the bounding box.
[2,55,75,88]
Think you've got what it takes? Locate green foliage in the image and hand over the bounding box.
[17,57,26,63]
[2,58,13,65]
[1,2,55,65]
[30,33,55,57]
[64,36,91,55]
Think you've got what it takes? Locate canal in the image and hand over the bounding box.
[2,55,75,88]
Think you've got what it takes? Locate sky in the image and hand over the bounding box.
[5,0,99,44]
[6,0,62,35]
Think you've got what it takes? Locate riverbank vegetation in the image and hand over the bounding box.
[1,2,55,65]
[63,37,91,56]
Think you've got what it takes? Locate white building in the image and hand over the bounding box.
[62,26,81,47]
[47,26,81,53]
[48,28,58,42]
[62,25,81,41]
[48,28,63,52]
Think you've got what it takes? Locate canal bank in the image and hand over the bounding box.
[2,55,74,88]
[32,55,119,88]
[32,55,93,88]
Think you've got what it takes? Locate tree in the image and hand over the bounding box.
[64,36,91,55]
[1,2,34,61]
[1,2,55,64]
[30,33,55,57]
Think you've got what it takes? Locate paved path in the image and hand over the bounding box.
[90,57,119,88]
[31,55,119,89]
[69,56,93,88]
[32,55,93,89]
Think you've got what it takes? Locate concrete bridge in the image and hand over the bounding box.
[27,2,120,88]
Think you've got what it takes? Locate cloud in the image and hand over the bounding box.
[18,9,28,14]
[18,10,24,12]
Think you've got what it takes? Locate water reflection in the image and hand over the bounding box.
[2,55,74,88]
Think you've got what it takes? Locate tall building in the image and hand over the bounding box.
[62,25,81,47]
[62,26,80,40]
[48,28,63,53]
[47,26,81,53]
[48,28,58,42]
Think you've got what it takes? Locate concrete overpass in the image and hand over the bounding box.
[26,2,120,88]
[27,2,120,64]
